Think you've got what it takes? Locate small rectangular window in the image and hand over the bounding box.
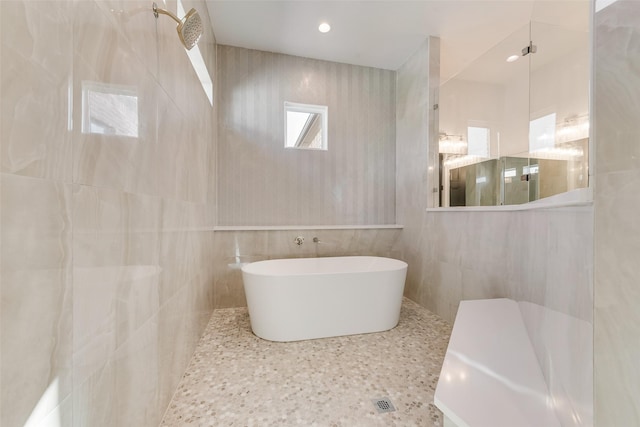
[529,113,556,152]
[82,81,138,138]
[284,102,328,150]
[467,126,490,158]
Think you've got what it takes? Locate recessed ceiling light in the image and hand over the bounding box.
[506,55,520,63]
[318,22,331,33]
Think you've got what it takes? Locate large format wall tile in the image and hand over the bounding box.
[72,185,162,424]
[92,0,160,78]
[594,3,640,425]
[113,315,160,427]
[396,38,430,221]
[72,2,160,196]
[156,89,209,203]
[157,289,194,415]
[1,0,217,426]
[0,1,73,182]
[402,207,593,322]
[0,174,73,427]
[594,1,640,175]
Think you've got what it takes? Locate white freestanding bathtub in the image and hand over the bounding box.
[241,256,407,342]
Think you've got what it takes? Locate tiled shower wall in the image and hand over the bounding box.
[594,2,640,424]
[1,1,217,426]
[396,38,594,426]
[216,45,397,226]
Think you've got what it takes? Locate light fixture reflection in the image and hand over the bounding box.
[443,155,483,169]
[506,54,520,63]
[439,132,467,154]
[318,22,331,33]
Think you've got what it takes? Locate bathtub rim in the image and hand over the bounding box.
[241,255,408,277]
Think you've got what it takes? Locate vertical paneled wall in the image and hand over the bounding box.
[0,1,217,426]
[216,45,397,226]
[594,2,640,425]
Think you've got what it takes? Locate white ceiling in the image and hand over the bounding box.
[204,1,589,82]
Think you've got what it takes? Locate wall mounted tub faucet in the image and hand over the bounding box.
[294,236,304,245]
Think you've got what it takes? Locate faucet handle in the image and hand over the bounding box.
[294,236,304,246]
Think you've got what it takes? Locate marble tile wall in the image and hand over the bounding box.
[395,38,594,426]
[427,38,441,209]
[396,38,430,225]
[1,1,217,426]
[594,1,640,425]
[212,228,403,308]
[216,45,397,226]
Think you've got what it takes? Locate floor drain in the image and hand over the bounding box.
[372,397,396,413]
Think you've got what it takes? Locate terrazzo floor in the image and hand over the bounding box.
[160,298,452,427]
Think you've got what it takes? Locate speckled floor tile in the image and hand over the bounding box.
[160,298,451,427]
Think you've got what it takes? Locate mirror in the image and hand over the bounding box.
[284,102,328,150]
[437,15,590,207]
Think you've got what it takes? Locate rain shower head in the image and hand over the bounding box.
[152,2,203,50]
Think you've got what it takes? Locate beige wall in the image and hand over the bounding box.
[216,45,397,226]
[0,1,217,425]
[396,37,594,426]
[7,1,637,426]
[396,38,433,222]
[213,227,402,308]
[594,2,640,425]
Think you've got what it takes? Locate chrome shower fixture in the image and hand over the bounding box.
[152,2,203,50]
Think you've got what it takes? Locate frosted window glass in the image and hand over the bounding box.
[468,126,490,158]
[529,113,556,152]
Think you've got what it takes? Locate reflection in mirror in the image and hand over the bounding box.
[437,11,590,207]
[81,81,139,138]
[284,102,328,150]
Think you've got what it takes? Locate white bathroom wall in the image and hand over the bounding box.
[0,1,217,425]
[216,45,397,226]
[594,1,640,424]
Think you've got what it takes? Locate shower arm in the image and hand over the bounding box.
[152,3,181,24]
